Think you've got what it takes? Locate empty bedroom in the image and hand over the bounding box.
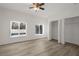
[0,3,79,56]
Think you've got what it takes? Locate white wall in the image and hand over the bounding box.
[47,3,79,22]
[0,7,48,45]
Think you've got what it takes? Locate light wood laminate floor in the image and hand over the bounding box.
[0,38,79,56]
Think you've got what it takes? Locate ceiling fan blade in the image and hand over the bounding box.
[33,3,36,5]
[39,3,45,6]
[40,7,45,10]
[29,7,33,9]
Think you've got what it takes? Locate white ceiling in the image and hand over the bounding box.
[0,3,79,20]
[0,3,48,18]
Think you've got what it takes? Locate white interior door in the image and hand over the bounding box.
[64,17,79,45]
[49,21,58,41]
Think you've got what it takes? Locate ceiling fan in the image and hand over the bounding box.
[29,3,45,11]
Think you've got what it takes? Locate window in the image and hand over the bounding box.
[35,25,43,34]
[10,21,27,37]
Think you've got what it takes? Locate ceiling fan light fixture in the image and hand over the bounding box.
[29,3,45,11]
[33,7,39,11]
